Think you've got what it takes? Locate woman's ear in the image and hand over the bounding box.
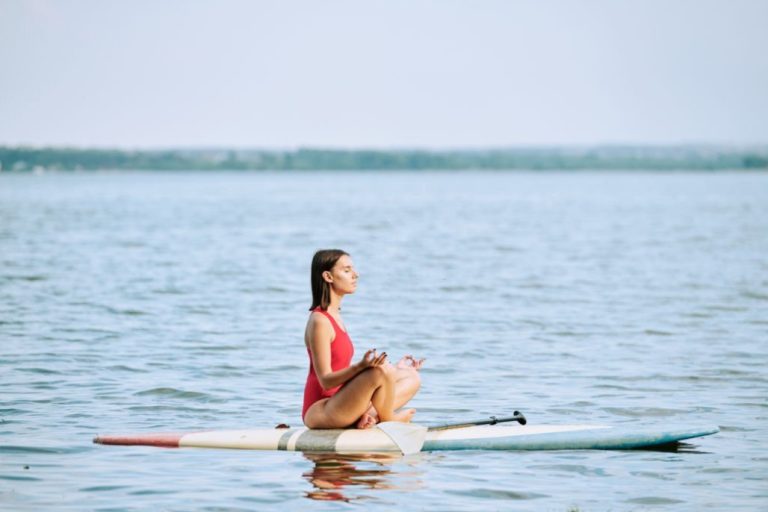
[322,270,333,283]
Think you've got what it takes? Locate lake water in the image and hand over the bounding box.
[1,170,767,511]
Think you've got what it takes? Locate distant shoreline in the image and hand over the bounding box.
[1,145,766,172]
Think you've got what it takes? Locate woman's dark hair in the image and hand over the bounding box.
[310,249,349,311]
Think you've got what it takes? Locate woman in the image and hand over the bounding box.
[302,249,424,429]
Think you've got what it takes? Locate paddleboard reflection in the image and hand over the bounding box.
[301,452,424,502]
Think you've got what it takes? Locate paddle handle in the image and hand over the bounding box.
[428,411,527,431]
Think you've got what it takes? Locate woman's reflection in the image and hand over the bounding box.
[302,452,423,502]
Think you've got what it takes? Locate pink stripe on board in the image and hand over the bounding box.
[93,432,184,448]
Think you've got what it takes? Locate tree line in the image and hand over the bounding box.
[1,146,766,171]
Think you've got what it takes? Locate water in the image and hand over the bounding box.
[1,170,767,510]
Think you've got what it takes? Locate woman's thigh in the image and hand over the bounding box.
[306,368,385,428]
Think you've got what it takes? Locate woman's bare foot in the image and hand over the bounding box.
[392,408,416,423]
[355,412,377,429]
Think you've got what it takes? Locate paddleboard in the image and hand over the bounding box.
[94,422,718,452]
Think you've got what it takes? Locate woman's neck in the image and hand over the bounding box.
[327,291,343,312]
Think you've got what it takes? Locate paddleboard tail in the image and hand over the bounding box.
[94,432,184,448]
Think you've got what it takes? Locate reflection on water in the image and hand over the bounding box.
[302,452,423,502]
[635,441,712,454]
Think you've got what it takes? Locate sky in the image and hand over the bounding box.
[1,0,767,149]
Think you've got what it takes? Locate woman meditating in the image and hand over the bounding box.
[302,249,424,429]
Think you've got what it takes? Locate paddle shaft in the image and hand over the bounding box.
[428,411,527,431]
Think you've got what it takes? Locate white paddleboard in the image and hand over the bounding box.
[94,422,718,452]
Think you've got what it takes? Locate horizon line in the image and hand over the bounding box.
[3,142,768,152]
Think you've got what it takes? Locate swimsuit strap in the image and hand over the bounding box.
[314,308,346,334]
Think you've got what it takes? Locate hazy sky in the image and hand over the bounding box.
[1,0,767,148]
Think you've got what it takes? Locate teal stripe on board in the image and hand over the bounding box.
[422,426,719,451]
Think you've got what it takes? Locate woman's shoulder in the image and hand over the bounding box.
[306,310,335,344]
[307,310,333,328]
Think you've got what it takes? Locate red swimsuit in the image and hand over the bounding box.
[302,308,354,420]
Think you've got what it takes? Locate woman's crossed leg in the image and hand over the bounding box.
[304,366,415,429]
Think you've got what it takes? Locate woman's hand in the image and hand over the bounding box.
[358,348,388,370]
[396,354,425,371]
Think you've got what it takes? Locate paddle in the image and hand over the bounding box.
[428,411,527,431]
[376,411,527,454]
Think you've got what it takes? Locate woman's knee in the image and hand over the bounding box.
[411,371,421,390]
[362,365,392,384]
[402,370,421,394]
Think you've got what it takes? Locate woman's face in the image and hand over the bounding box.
[326,255,358,295]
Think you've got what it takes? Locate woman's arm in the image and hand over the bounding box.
[306,314,384,390]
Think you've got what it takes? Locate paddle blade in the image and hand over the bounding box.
[376,422,427,455]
